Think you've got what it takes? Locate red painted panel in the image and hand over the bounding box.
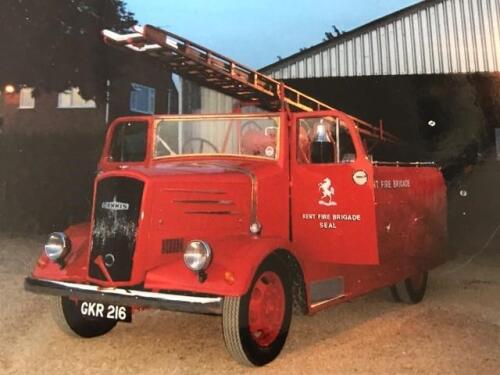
[290,111,379,265]
[374,166,448,263]
[28,109,448,313]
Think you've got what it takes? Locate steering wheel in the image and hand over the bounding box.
[182,137,219,154]
[241,121,263,134]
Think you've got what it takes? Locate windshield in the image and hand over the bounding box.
[154,116,280,160]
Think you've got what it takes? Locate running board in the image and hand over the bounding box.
[309,277,345,308]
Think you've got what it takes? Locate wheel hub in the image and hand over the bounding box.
[248,271,285,347]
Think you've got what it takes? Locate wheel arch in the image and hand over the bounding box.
[263,249,308,315]
[222,248,299,366]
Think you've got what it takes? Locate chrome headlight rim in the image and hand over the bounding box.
[183,240,212,272]
[44,232,71,262]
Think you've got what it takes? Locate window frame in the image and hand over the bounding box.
[19,87,35,109]
[109,121,149,163]
[152,115,281,161]
[130,83,156,115]
[57,88,96,109]
[297,116,358,165]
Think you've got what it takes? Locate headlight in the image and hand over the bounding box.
[183,240,212,272]
[44,232,71,262]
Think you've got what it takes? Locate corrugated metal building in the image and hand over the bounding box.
[181,0,499,170]
[258,0,500,251]
[257,0,499,169]
[262,0,500,78]
[178,0,498,262]
[184,0,499,117]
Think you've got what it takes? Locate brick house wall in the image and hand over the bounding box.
[2,53,178,135]
[0,53,178,233]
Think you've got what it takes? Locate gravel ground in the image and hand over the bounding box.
[0,235,499,374]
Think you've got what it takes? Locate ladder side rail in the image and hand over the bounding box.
[350,116,398,143]
[142,25,282,97]
[144,25,270,84]
[142,28,280,99]
[283,86,334,112]
[103,26,399,143]
[105,27,282,100]
[141,26,334,113]
[356,125,398,143]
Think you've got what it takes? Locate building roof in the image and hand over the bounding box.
[261,0,500,78]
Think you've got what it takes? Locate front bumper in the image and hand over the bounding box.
[24,277,222,315]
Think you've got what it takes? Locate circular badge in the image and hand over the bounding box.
[353,170,368,185]
[264,146,275,158]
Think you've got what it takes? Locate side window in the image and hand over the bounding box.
[338,123,356,163]
[19,87,35,109]
[130,83,155,114]
[297,117,357,164]
[58,88,96,108]
[110,121,148,162]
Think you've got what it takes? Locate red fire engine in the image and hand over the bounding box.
[25,25,447,366]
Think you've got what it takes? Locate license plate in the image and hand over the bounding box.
[79,301,132,322]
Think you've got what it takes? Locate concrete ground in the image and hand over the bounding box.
[0,234,498,375]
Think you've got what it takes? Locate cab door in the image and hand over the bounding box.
[290,111,379,265]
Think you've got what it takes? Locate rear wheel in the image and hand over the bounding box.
[222,257,292,366]
[390,271,428,304]
[52,297,117,338]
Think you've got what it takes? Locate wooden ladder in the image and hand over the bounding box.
[103,25,397,142]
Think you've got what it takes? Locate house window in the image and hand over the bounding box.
[130,83,155,114]
[19,87,35,109]
[58,88,96,108]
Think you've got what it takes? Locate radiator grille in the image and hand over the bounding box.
[89,177,144,281]
[162,238,184,254]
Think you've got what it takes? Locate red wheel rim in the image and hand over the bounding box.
[248,271,285,347]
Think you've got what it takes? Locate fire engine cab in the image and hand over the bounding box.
[25,25,447,366]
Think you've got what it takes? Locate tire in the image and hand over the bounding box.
[222,257,292,366]
[390,271,428,304]
[52,297,117,338]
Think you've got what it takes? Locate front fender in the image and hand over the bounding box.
[144,235,290,297]
[32,222,90,282]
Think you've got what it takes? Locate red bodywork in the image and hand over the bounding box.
[29,108,447,315]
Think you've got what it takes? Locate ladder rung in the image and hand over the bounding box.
[103,25,398,143]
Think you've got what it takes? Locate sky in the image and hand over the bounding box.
[126,0,420,69]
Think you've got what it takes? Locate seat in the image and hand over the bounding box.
[297,126,311,163]
[241,129,275,157]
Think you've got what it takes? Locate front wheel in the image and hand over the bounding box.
[52,297,117,338]
[390,271,428,304]
[222,257,292,366]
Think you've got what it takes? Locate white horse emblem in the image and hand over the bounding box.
[318,178,337,207]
